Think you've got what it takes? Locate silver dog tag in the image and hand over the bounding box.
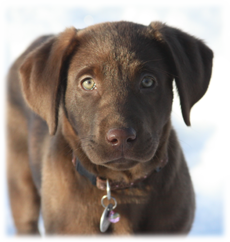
[100,203,113,233]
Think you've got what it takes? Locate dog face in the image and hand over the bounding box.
[65,23,173,171]
[19,21,213,176]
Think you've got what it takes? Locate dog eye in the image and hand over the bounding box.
[141,76,157,89]
[81,78,96,91]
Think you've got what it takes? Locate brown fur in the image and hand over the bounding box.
[7,21,213,235]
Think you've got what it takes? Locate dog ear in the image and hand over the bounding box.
[19,27,77,135]
[149,22,213,126]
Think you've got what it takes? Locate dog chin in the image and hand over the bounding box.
[85,145,158,170]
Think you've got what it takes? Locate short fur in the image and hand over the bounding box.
[7,21,213,235]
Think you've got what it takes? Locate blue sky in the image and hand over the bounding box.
[0,0,230,242]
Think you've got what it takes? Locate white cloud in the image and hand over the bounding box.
[191,127,230,201]
[0,203,13,227]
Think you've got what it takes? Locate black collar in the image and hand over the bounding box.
[75,157,96,186]
[73,156,167,190]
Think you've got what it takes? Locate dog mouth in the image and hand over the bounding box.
[81,135,160,171]
[83,143,159,171]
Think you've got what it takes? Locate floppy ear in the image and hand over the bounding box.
[149,22,213,125]
[19,27,77,135]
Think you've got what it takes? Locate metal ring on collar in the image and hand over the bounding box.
[101,195,117,210]
[106,179,111,200]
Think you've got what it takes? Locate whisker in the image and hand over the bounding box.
[80,135,96,141]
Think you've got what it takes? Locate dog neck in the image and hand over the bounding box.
[72,155,168,191]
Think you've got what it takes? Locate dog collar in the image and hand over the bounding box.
[72,156,168,191]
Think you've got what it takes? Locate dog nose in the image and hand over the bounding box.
[106,128,136,147]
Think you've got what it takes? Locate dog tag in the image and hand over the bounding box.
[100,203,113,232]
[100,179,120,232]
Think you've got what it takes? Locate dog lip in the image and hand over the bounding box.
[104,156,136,164]
[102,158,139,171]
[105,158,126,164]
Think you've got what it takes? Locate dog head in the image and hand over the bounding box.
[19,21,213,179]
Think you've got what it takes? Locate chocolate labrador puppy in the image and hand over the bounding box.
[7,21,213,235]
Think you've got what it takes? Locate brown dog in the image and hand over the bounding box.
[7,21,213,235]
